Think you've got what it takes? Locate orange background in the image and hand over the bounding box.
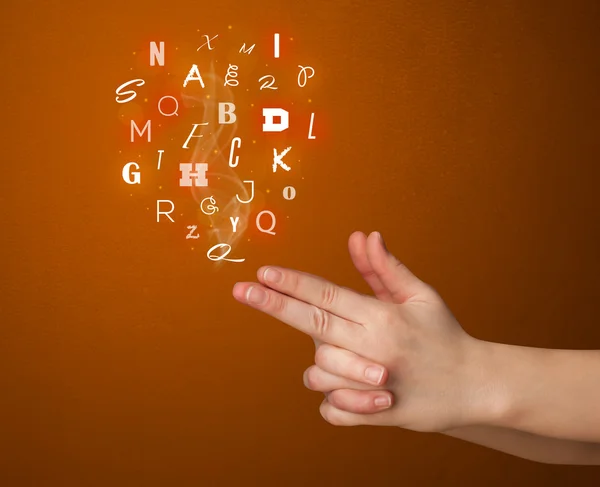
[2,0,600,485]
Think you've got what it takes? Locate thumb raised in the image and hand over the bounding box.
[366,231,429,303]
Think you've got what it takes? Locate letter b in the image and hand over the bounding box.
[219,102,237,124]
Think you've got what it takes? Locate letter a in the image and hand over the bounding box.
[183,64,205,88]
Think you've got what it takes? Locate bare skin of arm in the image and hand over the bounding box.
[301,339,600,465]
[232,231,600,465]
[444,425,600,465]
[301,353,600,465]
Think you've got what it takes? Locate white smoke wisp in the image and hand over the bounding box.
[181,62,251,266]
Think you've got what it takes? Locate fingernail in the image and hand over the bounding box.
[365,366,385,385]
[375,232,388,252]
[374,395,392,408]
[246,286,268,305]
[263,267,282,284]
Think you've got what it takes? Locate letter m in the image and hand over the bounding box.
[130,120,151,142]
[239,43,256,55]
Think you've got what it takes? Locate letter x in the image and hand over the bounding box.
[197,34,218,51]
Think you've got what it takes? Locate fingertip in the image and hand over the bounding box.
[302,364,319,391]
[373,393,393,409]
[319,398,348,426]
[368,231,386,252]
[366,232,388,268]
[348,231,368,264]
[370,365,389,386]
[381,367,389,385]
[348,231,363,252]
[256,266,268,281]
[232,282,246,301]
[349,230,366,241]
[364,365,386,386]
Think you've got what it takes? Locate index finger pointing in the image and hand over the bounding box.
[232,281,365,351]
[256,266,376,324]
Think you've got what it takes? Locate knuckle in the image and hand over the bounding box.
[320,403,341,426]
[304,366,320,391]
[361,268,378,280]
[320,282,338,308]
[309,306,330,338]
[319,402,330,422]
[314,344,332,368]
[270,294,286,314]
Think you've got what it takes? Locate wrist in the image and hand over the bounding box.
[459,338,515,429]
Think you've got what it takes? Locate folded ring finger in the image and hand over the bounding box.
[303,365,386,393]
